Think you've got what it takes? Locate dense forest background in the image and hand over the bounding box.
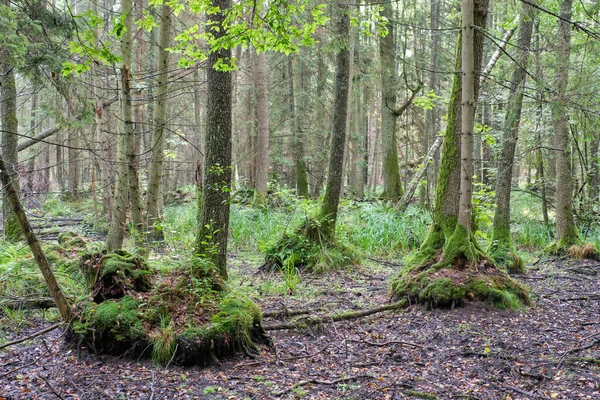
[1,0,600,398]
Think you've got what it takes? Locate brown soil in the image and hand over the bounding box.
[1,255,598,399]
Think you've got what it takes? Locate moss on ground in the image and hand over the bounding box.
[58,231,87,249]
[69,252,269,367]
[261,218,359,273]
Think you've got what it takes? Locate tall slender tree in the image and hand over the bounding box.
[106,0,136,251]
[145,3,172,240]
[489,3,535,272]
[549,0,579,251]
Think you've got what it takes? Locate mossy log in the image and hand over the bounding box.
[70,251,270,366]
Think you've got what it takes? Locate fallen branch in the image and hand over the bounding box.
[262,309,311,319]
[345,338,424,349]
[17,127,61,152]
[0,322,63,351]
[264,301,406,331]
[1,297,56,310]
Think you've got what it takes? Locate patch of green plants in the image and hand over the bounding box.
[339,203,431,256]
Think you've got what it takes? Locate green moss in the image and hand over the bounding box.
[58,231,87,249]
[439,223,482,267]
[421,278,466,306]
[176,292,268,366]
[100,251,152,291]
[466,277,528,309]
[262,219,359,273]
[4,215,21,243]
[79,296,146,342]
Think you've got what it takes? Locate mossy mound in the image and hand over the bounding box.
[69,254,269,367]
[58,231,87,250]
[260,219,360,274]
[79,250,153,302]
[392,260,530,310]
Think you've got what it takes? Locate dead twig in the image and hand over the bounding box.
[40,375,65,400]
[345,337,424,349]
[0,323,63,350]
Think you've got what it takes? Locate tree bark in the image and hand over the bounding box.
[292,54,309,198]
[107,0,135,251]
[379,1,402,200]
[489,3,535,269]
[145,3,172,239]
[550,0,579,249]
[254,43,270,204]
[318,1,352,239]
[195,0,232,279]
[0,58,21,241]
[457,0,475,233]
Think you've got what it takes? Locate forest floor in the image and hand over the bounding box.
[1,252,599,400]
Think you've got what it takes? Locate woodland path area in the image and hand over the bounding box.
[1,255,599,400]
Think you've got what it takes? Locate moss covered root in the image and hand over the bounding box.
[392,262,530,309]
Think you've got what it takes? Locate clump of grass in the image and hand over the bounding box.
[339,203,430,256]
[568,244,600,260]
[151,318,176,365]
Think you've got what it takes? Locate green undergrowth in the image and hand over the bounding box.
[70,251,269,366]
[261,218,360,274]
[0,240,88,304]
[339,203,430,257]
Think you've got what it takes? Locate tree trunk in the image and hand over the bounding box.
[195,0,232,279]
[411,0,488,265]
[292,54,309,198]
[379,1,402,200]
[550,0,579,250]
[145,3,172,239]
[107,0,135,252]
[318,2,352,239]
[457,0,475,233]
[489,3,535,271]
[0,58,21,241]
[254,29,270,204]
[0,155,71,321]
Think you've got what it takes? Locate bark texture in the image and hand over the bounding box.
[489,3,535,271]
[550,0,579,250]
[318,1,352,239]
[107,0,135,252]
[195,0,233,279]
[145,3,172,239]
[379,1,402,200]
[0,57,20,241]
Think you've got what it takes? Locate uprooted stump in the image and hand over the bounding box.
[69,251,270,366]
[260,218,359,274]
[392,256,530,310]
[78,250,153,303]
